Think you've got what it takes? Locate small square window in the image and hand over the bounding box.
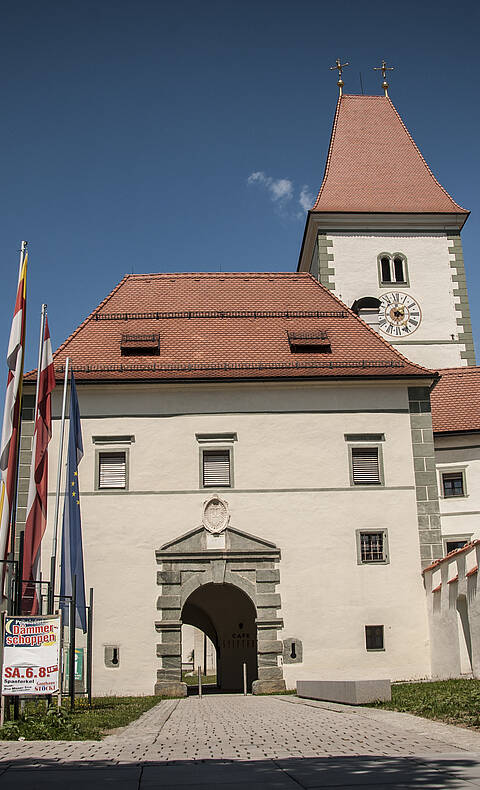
[202,449,231,488]
[359,531,387,563]
[445,538,469,554]
[442,472,465,498]
[98,452,127,489]
[445,538,470,555]
[351,447,381,485]
[365,625,384,651]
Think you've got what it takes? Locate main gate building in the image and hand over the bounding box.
[22,89,479,695]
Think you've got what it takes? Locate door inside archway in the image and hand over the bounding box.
[182,583,257,692]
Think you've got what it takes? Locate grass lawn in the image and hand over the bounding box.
[0,695,161,741]
[368,679,480,729]
[182,672,217,686]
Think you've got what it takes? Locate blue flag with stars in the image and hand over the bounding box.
[60,372,87,632]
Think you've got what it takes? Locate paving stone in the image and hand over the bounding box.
[0,694,479,787]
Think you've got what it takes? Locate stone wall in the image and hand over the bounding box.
[408,386,443,568]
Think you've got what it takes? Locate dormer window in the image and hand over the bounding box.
[287,331,331,353]
[378,254,408,286]
[351,298,380,331]
[120,334,160,356]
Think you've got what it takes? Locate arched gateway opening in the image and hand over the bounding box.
[155,520,286,697]
[182,583,257,692]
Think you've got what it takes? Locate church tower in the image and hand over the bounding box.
[297,82,475,369]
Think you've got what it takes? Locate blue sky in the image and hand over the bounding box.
[1,0,479,375]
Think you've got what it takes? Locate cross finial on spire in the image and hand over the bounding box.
[373,60,394,97]
[330,58,349,97]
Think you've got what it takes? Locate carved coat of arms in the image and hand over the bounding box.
[202,494,230,534]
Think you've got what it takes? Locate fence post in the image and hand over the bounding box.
[198,665,202,698]
[48,555,55,614]
[86,587,94,706]
[243,662,247,696]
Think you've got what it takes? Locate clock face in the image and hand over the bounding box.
[378,292,422,337]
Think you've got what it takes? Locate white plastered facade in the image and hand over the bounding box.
[435,433,480,550]
[39,379,432,696]
[325,231,465,369]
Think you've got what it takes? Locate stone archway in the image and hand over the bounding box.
[155,525,286,696]
[182,582,257,691]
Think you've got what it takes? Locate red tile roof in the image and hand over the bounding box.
[422,540,480,575]
[431,367,480,433]
[312,95,468,215]
[26,272,433,384]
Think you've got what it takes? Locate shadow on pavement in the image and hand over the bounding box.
[0,754,480,788]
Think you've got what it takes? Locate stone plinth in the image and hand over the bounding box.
[296,679,391,705]
[252,678,286,694]
[154,681,187,698]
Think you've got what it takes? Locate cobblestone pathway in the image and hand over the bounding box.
[1,695,480,786]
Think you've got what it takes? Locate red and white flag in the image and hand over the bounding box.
[22,317,56,613]
[0,250,28,590]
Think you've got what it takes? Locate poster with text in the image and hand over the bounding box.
[1,615,61,695]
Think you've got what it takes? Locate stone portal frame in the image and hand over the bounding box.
[155,526,286,696]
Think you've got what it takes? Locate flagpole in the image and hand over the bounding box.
[23,304,47,615]
[6,241,28,615]
[33,305,47,417]
[49,357,69,613]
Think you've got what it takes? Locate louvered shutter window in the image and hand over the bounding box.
[203,450,230,487]
[99,452,126,489]
[351,447,380,485]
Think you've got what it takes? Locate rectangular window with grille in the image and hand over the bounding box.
[365,625,384,651]
[351,447,381,485]
[360,532,385,562]
[202,449,231,488]
[98,452,127,489]
[356,529,389,564]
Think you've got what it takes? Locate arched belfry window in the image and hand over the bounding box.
[351,297,381,331]
[378,253,408,286]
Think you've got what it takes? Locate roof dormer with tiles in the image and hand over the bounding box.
[24,271,434,385]
[297,94,475,370]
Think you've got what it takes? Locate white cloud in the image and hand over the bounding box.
[298,185,314,213]
[270,178,293,201]
[247,171,265,185]
[247,171,313,219]
[247,171,293,203]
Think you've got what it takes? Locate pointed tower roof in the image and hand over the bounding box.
[312,94,468,215]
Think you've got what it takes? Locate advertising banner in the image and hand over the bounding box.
[63,647,84,690]
[1,615,61,696]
